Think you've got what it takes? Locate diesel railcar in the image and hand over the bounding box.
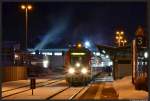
[64,43,93,86]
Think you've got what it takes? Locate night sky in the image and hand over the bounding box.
[2,2,147,49]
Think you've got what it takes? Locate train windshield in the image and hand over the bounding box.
[70,52,88,66]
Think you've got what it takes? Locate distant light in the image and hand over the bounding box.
[96,52,100,56]
[77,43,82,48]
[27,5,32,10]
[102,50,106,54]
[42,52,52,55]
[106,55,109,58]
[43,60,49,68]
[109,61,113,66]
[116,31,119,35]
[142,62,144,65]
[95,52,100,56]
[81,68,87,74]
[145,62,148,65]
[31,52,35,55]
[121,31,124,35]
[144,52,148,58]
[14,54,19,59]
[101,62,104,67]
[54,52,62,56]
[84,41,90,48]
[71,52,85,55]
[73,44,76,47]
[21,5,26,9]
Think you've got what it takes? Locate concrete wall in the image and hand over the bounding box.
[116,64,132,79]
[2,66,27,82]
[114,57,132,79]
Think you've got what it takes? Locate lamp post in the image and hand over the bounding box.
[121,39,127,46]
[115,31,124,47]
[21,4,32,49]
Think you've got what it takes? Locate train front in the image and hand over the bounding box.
[65,43,92,86]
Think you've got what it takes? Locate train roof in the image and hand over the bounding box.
[68,47,91,53]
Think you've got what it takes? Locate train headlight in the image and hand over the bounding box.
[81,68,87,74]
[75,62,80,68]
[68,68,75,74]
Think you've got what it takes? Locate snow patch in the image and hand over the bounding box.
[112,76,148,99]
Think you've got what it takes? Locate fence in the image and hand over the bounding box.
[2,66,28,82]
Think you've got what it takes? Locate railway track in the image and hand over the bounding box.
[2,79,54,92]
[69,86,88,100]
[2,79,63,98]
[46,85,90,100]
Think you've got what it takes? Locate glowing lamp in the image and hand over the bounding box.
[21,5,26,9]
[77,43,82,48]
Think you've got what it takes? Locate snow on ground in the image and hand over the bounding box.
[112,76,148,100]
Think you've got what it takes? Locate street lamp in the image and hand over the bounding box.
[122,39,127,46]
[121,39,127,46]
[84,41,91,48]
[115,30,125,47]
[21,4,32,49]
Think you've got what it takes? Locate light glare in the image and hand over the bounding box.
[27,5,32,10]
[144,52,148,58]
[75,62,80,67]
[43,60,49,68]
[68,68,75,74]
[21,5,26,9]
[116,31,119,34]
[71,53,85,55]
[54,52,62,56]
[81,68,87,74]
[14,54,19,58]
[77,43,82,48]
[85,41,90,48]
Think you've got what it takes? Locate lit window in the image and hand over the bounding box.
[42,52,52,55]
[31,52,35,55]
[54,52,62,56]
